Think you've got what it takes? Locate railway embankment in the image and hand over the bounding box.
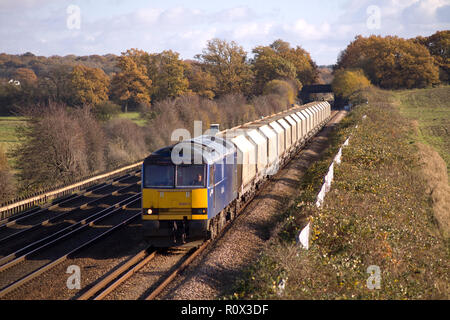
[229,87,449,300]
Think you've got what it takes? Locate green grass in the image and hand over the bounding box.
[116,112,147,126]
[393,86,450,178]
[0,116,27,154]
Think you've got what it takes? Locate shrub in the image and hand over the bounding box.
[104,118,148,167]
[11,102,89,192]
[92,101,121,121]
[0,146,15,203]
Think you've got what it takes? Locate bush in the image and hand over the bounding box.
[0,146,15,203]
[92,101,121,121]
[104,118,148,167]
[11,102,89,192]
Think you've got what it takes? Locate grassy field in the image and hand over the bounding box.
[0,116,27,154]
[227,87,449,300]
[116,111,147,126]
[393,86,450,179]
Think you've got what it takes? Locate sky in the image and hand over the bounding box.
[0,0,449,65]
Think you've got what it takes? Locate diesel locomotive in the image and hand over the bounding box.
[141,102,332,247]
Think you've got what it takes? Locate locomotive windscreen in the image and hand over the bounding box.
[144,164,175,187]
[176,165,206,187]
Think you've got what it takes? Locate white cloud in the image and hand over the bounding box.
[0,1,448,65]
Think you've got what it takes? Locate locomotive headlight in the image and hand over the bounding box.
[147,208,153,214]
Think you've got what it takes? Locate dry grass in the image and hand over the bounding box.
[416,143,450,239]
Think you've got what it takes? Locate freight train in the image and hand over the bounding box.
[141,101,331,247]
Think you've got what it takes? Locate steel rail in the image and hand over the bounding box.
[0,162,142,218]
[0,196,142,298]
[76,248,155,300]
[0,193,141,272]
[0,180,140,246]
[0,170,140,229]
[144,241,210,300]
[92,250,157,300]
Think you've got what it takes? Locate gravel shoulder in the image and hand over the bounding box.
[159,111,347,300]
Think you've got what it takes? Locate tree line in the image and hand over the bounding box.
[334,31,449,90]
[0,38,318,115]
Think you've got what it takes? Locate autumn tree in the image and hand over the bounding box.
[263,79,297,106]
[13,68,37,86]
[185,60,216,99]
[336,35,440,89]
[70,65,110,106]
[110,55,152,112]
[270,39,319,86]
[251,46,297,95]
[414,30,449,83]
[145,50,190,101]
[195,39,254,97]
[332,69,371,103]
[251,40,318,95]
[11,103,89,191]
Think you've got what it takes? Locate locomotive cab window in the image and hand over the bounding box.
[144,165,175,188]
[176,165,206,188]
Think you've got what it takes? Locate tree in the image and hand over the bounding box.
[145,50,190,101]
[185,61,216,99]
[110,55,152,112]
[13,68,37,85]
[11,103,89,192]
[196,39,254,97]
[251,46,297,95]
[38,64,73,103]
[414,31,450,83]
[270,39,319,86]
[335,35,440,89]
[332,69,371,103]
[263,79,297,106]
[70,65,110,106]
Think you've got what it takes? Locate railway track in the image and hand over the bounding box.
[0,111,340,300]
[0,173,141,260]
[0,194,142,298]
[0,170,140,229]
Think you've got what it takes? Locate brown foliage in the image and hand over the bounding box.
[336,35,440,89]
[104,118,148,167]
[0,146,15,203]
[416,143,450,239]
[12,102,89,192]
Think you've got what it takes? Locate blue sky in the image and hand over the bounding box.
[0,0,449,65]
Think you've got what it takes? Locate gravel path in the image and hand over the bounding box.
[159,111,347,300]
